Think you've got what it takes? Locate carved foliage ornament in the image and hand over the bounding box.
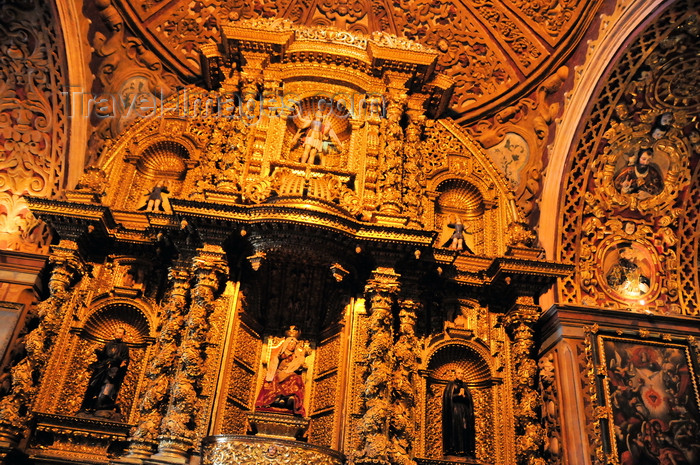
[0,0,66,253]
[108,0,601,121]
[559,4,700,315]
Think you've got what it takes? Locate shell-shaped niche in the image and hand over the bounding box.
[136,140,189,180]
[435,179,485,219]
[82,302,150,345]
[435,179,485,253]
[428,343,491,384]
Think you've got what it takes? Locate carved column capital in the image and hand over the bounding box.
[504,296,540,334]
[167,267,192,298]
[364,267,401,298]
[398,299,421,320]
[47,240,85,296]
[192,246,228,291]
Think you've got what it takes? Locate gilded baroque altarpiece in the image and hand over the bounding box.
[0,14,577,465]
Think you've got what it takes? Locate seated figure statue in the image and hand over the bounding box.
[254,326,308,417]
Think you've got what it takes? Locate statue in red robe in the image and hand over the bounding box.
[255,326,307,416]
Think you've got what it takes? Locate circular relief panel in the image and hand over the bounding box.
[596,237,661,304]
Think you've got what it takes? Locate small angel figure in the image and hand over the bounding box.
[443,216,473,253]
[290,109,344,164]
[145,180,169,212]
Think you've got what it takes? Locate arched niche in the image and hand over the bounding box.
[424,120,520,256]
[419,341,497,462]
[93,108,203,212]
[49,302,153,423]
[434,179,486,254]
[129,138,192,212]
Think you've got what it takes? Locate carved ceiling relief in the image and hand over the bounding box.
[469,66,569,223]
[105,0,601,123]
[0,0,66,253]
[559,6,700,315]
[84,0,185,166]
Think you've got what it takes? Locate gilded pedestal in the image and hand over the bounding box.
[27,413,131,464]
[202,435,344,465]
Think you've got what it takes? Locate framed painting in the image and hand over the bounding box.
[594,334,700,465]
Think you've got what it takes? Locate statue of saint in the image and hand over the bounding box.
[442,369,476,458]
[80,327,130,416]
[291,110,344,164]
[254,326,308,416]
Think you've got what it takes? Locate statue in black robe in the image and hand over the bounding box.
[442,373,476,457]
[80,328,130,413]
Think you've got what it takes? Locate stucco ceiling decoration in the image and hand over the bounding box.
[112,0,602,122]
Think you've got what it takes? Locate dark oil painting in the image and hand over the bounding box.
[603,338,700,465]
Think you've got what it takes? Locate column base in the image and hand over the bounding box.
[246,411,309,440]
[0,423,22,451]
[111,440,157,464]
[26,413,130,465]
[145,436,192,465]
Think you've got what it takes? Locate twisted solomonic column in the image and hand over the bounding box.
[116,267,192,463]
[505,296,545,465]
[390,299,421,465]
[0,240,84,451]
[152,248,227,464]
[355,268,400,465]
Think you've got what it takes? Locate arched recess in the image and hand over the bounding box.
[539,0,675,260]
[545,0,700,313]
[433,179,485,254]
[418,340,499,463]
[424,120,521,256]
[45,301,154,423]
[94,96,205,212]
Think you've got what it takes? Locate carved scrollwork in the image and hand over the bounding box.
[0,0,67,254]
[559,4,700,314]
